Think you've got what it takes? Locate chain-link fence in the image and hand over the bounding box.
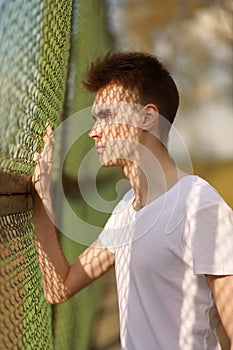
[0,1,112,349]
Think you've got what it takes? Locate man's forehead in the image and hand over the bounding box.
[91,101,142,116]
[94,83,138,105]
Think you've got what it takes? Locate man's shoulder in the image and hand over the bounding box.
[190,176,225,202]
[187,175,232,213]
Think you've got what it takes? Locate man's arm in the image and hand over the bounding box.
[32,126,115,304]
[207,274,233,349]
[33,190,115,304]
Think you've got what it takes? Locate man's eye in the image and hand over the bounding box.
[98,111,112,119]
[103,112,111,118]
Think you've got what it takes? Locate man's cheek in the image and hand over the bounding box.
[110,124,123,138]
[107,123,133,140]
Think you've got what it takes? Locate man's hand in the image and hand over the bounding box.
[32,124,54,213]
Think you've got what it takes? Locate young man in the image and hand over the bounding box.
[33,52,233,350]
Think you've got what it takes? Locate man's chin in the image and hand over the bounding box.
[99,157,124,168]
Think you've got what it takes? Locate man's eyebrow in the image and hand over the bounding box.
[92,108,111,118]
[91,106,97,120]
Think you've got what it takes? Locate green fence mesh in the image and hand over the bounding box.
[0,0,72,175]
[0,0,113,349]
[0,0,73,349]
[0,210,53,349]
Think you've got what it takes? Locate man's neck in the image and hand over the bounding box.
[122,145,186,211]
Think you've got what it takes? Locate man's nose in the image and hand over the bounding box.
[88,122,102,139]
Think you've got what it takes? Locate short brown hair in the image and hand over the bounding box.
[83,51,179,139]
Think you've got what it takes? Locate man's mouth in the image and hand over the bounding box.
[96,145,106,154]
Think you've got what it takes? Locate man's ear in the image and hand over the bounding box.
[141,104,158,131]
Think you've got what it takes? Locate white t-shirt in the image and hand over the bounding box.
[99,175,233,350]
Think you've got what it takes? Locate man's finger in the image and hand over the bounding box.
[43,125,54,144]
[46,124,53,137]
[33,152,41,162]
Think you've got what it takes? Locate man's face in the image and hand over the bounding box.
[89,83,144,167]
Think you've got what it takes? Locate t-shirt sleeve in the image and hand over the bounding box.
[98,189,135,254]
[98,213,119,254]
[186,180,233,276]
